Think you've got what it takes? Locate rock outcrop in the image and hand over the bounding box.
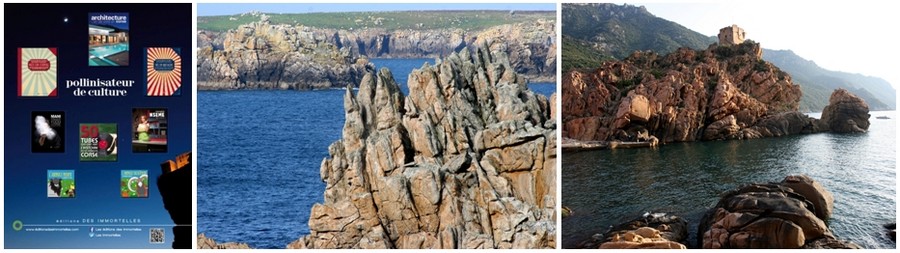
[289,46,555,249]
[198,18,556,83]
[592,213,688,249]
[698,175,860,249]
[563,40,871,144]
[157,152,192,249]
[820,88,871,133]
[197,234,252,249]
[198,18,372,90]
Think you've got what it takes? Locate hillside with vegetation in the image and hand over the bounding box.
[198,10,554,32]
[562,3,895,112]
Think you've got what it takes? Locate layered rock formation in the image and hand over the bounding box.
[592,213,688,249]
[820,88,871,133]
[198,18,556,83]
[562,40,870,144]
[288,46,555,249]
[198,17,372,90]
[698,175,860,249]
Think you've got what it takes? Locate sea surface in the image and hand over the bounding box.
[562,111,897,249]
[198,58,555,248]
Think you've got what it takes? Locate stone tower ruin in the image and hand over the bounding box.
[718,24,746,46]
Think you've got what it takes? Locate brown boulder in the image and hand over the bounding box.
[698,175,857,249]
[585,213,688,249]
[820,88,870,133]
[197,233,252,249]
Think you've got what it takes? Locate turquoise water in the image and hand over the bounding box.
[562,111,897,249]
[88,43,128,58]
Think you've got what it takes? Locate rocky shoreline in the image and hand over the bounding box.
[571,175,865,249]
[562,41,871,148]
[198,15,556,90]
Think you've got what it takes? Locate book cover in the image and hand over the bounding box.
[88,12,129,66]
[79,123,117,161]
[132,108,168,152]
[47,170,75,198]
[18,48,58,97]
[32,111,65,153]
[145,47,182,96]
[120,170,149,198]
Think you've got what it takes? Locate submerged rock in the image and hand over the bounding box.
[290,45,555,249]
[820,88,871,133]
[596,213,688,249]
[698,175,860,249]
[885,223,896,241]
[197,234,252,249]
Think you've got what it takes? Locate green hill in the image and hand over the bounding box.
[561,3,713,71]
[198,10,555,32]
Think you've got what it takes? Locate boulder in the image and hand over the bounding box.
[582,213,688,249]
[197,234,252,249]
[698,175,858,249]
[820,88,870,133]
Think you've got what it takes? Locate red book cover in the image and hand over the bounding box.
[18,48,58,97]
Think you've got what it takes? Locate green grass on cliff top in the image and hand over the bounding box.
[198,10,555,32]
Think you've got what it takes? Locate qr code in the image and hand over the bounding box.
[150,228,165,244]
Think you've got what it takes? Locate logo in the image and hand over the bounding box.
[27,59,51,71]
[153,59,175,71]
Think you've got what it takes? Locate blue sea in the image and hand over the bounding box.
[198,58,555,248]
[562,111,897,249]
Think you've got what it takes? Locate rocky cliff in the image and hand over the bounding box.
[286,46,556,249]
[698,175,860,249]
[197,17,372,90]
[198,18,556,84]
[562,41,870,144]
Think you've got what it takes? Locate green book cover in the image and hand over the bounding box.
[121,170,149,198]
[79,123,118,161]
[47,170,75,198]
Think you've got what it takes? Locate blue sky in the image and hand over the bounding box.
[198,3,556,16]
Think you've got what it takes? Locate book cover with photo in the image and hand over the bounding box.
[18,48,58,97]
[145,47,182,96]
[132,108,167,152]
[88,12,129,66]
[32,111,64,153]
[47,170,75,198]
[79,123,117,161]
[120,170,149,198]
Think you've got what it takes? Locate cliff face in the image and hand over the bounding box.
[562,41,837,143]
[157,152,192,249]
[197,18,372,90]
[289,46,556,249]
[198,18,556,85]
[323,20,556,81]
